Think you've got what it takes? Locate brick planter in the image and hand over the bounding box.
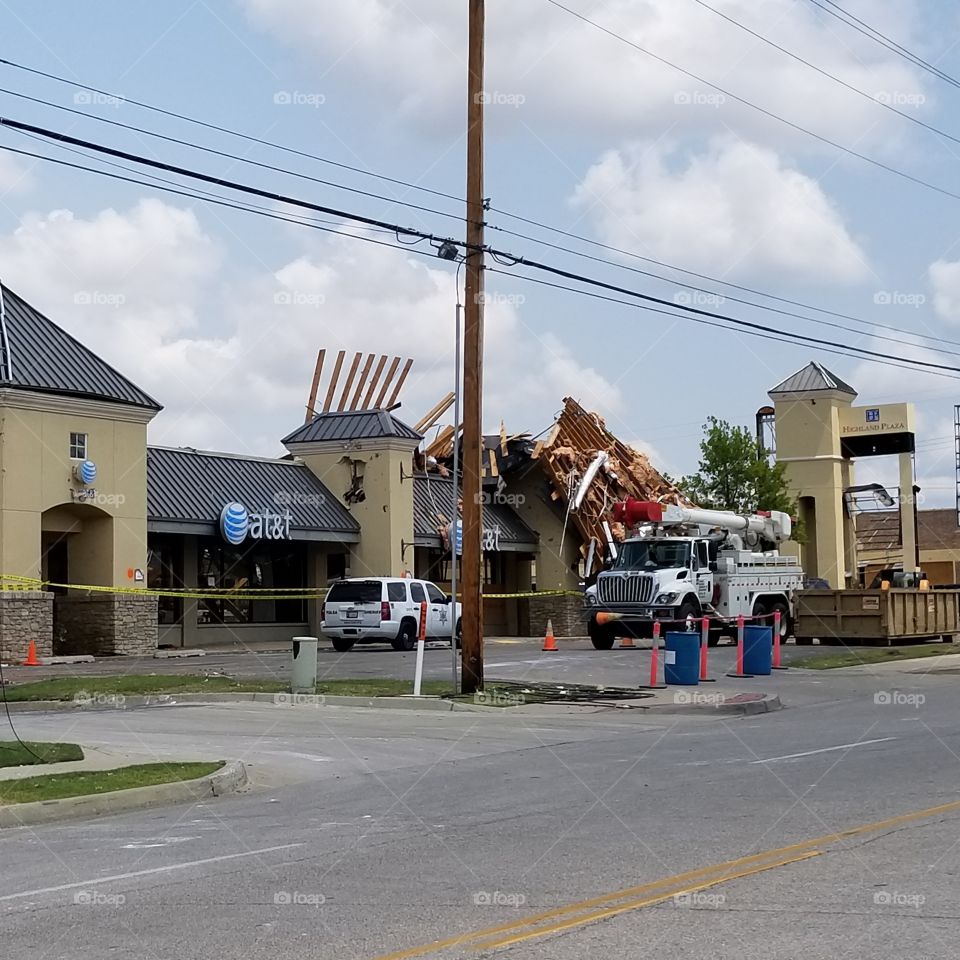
[54,594,158,657]
[0,591,53,662]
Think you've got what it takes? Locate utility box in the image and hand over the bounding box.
[290,636,319,694]
[794,589,960,646]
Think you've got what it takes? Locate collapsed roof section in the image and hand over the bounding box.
[531,398,689,570]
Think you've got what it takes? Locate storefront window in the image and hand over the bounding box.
[147,536,183,625]
[197,538,307,625]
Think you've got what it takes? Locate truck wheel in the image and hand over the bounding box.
[589,623,616,650]
[331,638,355,653]
[677,599,700,626]
[769,600,790,641]
[392,620,417,652]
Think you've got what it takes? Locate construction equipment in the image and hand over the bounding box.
[585,499,803,650]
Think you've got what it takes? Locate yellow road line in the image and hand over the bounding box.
[370,796,960,960]
[472,851,821,951]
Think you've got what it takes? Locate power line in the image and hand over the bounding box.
[804,0,960,90]
[0,84,465,225]
[10,56,960,357]
[689,0,960,150]
[0,57,467,204]
[542,0,960,204]
[0,115,470,251]
[490,266,960,381]
[3,115,957,377]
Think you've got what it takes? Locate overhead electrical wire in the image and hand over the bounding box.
[2,116,957,378]
[541,0,960,204]
[0,84,465,225]
[489,267,960,382]
[804,0,960,90]
[6,58,960,355]
[688,0,960,150]
[0,57,467,205]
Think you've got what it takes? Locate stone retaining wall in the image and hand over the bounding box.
[54,594,158,657]
[0,591,53,662]
[526,594,586,638]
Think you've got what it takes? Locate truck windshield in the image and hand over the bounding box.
[615,540,691,571]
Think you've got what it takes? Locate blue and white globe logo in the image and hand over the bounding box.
[219,502,249,545]
[74,460,97,486]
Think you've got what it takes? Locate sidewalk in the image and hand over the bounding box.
[0,745,169,781]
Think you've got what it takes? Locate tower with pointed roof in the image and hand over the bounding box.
[769,362,859,586]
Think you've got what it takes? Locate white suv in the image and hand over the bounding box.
[321,577,462,653]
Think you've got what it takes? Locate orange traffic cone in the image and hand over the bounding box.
[22,639,41,666]
[542,618,558,652]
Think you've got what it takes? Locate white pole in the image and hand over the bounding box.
[414,635,426,697]
[450,301,462,693]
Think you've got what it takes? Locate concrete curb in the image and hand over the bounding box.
[0,759,247,829]
[635,693,783,716]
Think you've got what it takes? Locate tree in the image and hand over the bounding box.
[679,417,799,529]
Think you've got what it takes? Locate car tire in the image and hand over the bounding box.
[392,620,417,652]
[455,618,462,649]
[331,638,355,653]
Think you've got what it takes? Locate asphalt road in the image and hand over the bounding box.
[2,652,960,958]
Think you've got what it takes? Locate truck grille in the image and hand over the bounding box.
[597,573,655,604]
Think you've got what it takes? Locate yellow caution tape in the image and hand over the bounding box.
[0,575,585,603]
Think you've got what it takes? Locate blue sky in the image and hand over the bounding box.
[2,1,960,506]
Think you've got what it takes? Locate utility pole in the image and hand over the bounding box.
[460,0,485,694]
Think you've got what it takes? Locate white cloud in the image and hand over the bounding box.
[930,258,960,325]
[240,0,929,146]
[0,152,34,197]
[0,199,622,453]
[571,138,869,283]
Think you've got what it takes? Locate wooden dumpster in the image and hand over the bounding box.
[794,589,960,646]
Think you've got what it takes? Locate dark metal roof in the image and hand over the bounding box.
[412,474,538,549]
[147,446,360,539]
[283,409,422,445]
[0,285,162,409]
[769,362,856,397]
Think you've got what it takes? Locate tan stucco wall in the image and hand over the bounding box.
[0,399,151,585]
[295,443,415,578]
[508,470,582,591]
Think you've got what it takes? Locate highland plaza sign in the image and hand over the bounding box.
[838,402,915,459]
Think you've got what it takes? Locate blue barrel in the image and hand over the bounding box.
[743,625,773,676]
[664,632,700,685]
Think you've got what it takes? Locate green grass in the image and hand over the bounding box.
[0,741,84,768]
[4,675,454,702]
[791,644,960,670]
[0,761,224,805]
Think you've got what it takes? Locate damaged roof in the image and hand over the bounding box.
[283,409,422,445]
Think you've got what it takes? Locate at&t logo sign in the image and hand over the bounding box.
[219,502,293,545]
